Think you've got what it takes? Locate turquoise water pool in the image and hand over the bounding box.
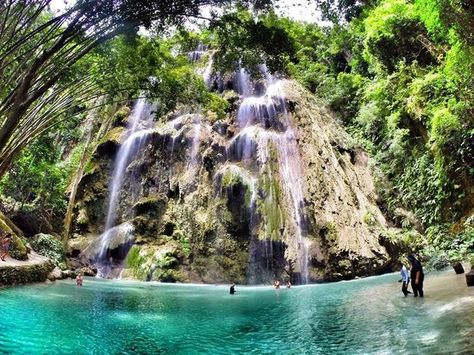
[1,271,473,354]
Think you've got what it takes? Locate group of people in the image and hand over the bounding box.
[273,280,291,289]
[0,232,12,261]
[400,254,424,297]
[229,279,292,294]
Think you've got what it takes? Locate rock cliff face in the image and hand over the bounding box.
[70,77,396,284]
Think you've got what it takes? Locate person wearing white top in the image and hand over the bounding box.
[400,264,411,296]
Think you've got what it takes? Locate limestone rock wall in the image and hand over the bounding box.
[70,80,398,283]
[282,80,392,280]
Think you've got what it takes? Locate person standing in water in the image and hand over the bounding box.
[400,262,411,296]
[408,255,424,297]
[230,283,236,295]
[76,272,84,286]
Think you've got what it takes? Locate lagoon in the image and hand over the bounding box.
[1,271,473,354]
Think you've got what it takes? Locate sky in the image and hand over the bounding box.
[49,0,329,25]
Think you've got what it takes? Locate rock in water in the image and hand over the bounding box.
[47,267,64,281]
[452,262,465,274]
[466,270,474,287]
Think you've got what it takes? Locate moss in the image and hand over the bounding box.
[327,222,338,239]
[76,208,89,226]
[83,161,99,177]
[113,106,131,126]
[30,234,67,269]
[99,126,125,146]
[10,235,28,260]
[221,169,242,188]
[321,222,339,255]
[0,219,28,260]
[258,155,285,240]
[191,253,247,284]
[363,211,376,226]
[0,260,54,286]
[125,245,142,276]
[133,194,168,216]
[172,227,191,258]
[125,243,183,281]
[220,167,254,208]
[222,90,240,103]
[337,259,352,271]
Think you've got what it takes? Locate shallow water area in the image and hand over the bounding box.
[1,271,473,354]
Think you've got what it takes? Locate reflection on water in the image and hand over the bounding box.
[0,271,473,354]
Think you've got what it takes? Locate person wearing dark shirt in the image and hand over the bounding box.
[230,283,236,295]
[408,255,424,297]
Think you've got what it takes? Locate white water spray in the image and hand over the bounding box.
[94,98,154,277]
[232,70,309,284]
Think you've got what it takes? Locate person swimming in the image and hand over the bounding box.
[230,283,236,295]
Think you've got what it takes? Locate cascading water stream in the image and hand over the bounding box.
[189,118,202,166]
[187,43,207,62]
[231,69,309,284]
[94,98,155,278]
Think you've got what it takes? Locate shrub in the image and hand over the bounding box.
[29,234,67,269]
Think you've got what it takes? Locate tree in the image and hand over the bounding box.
[314,0,374,23]
[0,0,271,180]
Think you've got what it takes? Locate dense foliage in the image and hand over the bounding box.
[286,0,474,263]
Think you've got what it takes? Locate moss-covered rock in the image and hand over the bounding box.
[133,194,168,216]
[30,234,67,269]
[124,242,185,282]
[96,126,126,156]
[72,78,399,284]
[113,106,131,127]
[0,256,54,286]
[0,217,28,261]
[9,235,28,260]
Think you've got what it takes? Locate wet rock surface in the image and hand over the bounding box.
[70,78,398,284]
[0,252,54,286]
[466,269,474,286]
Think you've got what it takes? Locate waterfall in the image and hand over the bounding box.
[202,56,214,88]
[188,43,207,62]
[230,69,309,284]
[235,67,252,97]
[189,118,202,166]
[94,97,155,278]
